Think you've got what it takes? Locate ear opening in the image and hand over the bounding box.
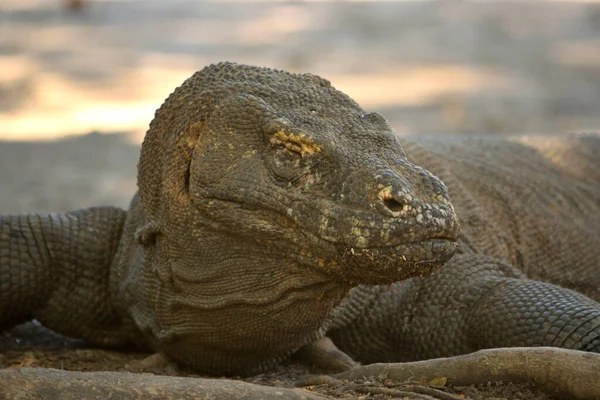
[183,163,191,194]
[180,122,203,197]
[135,221,161,245]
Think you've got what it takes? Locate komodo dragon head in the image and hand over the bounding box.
[130,62,459,374]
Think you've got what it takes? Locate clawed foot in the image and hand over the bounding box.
[123,352,180,376]
[294,336,359,373]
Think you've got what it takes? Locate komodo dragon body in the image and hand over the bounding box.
[1,62,599,376]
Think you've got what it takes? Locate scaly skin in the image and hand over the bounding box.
[0,208,136,345]
[1,62,599,376]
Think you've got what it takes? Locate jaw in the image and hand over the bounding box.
[288,232,458,285]
[334,238,458,284]
[290,203,460,285]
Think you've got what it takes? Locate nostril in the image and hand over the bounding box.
[377,185,410,214]
[383,198,404,212]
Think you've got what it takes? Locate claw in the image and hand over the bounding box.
[294,336,359,373]
[124,352,180,376]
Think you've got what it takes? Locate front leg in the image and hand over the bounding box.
[0,207,137,347]
[328,253,600,363]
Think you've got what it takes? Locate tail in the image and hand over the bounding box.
[0,207,135,347]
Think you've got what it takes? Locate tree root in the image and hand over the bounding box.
[2,347,598,399]
[356,385,465,399]
[299,375,465,399]
[407,385,466,400]
[335,347,600,400]
[355,386,437,399]
[0,368,329,400]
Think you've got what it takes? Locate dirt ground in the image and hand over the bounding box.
[0,321,555,400]
[1,1,599,399]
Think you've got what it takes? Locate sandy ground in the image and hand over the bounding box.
[1,0,599,141]
[1,1,599,399]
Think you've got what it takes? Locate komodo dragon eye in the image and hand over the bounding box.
[269,129,321,157]
[265,126,321,185]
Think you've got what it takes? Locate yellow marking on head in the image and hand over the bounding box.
[272,129,321,156]
[187,122,203,149]
[377,185,394,200]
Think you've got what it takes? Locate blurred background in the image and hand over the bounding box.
[0,0,599,213]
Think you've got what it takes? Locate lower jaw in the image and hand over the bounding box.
[332,239,458,285]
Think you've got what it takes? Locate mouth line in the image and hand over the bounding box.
[336,238,458,265]
[326,236,457,252]
[356,237,456,249]
[332,236,457,284]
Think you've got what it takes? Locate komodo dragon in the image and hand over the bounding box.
[1,62,599,377]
